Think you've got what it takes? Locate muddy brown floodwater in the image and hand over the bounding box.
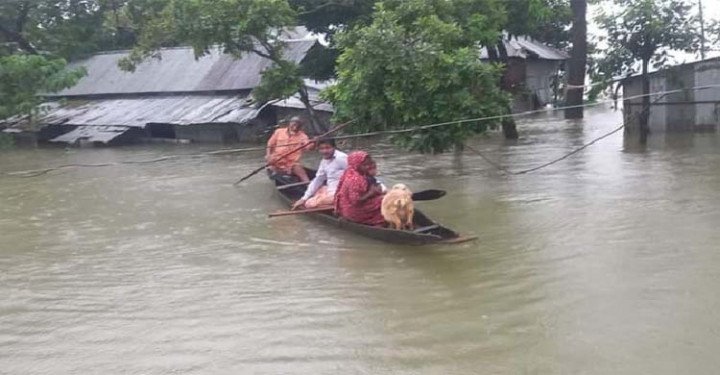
[2,106,720,374]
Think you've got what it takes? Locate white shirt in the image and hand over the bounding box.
[301,150,348,200]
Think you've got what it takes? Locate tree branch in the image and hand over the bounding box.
[298,2,355,16]
[0,23,37,54]
[254,36,283,63]
[250,47,274,60]
[16,1,31,33]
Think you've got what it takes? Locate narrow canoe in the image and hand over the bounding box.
[270,170,477,245]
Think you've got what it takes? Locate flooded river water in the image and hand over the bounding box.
[2,106,720,374]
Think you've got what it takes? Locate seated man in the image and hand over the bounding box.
[334,151,386,227]
[292,138,348,210]
[266,116,313,182]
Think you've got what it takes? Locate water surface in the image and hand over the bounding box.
[2,106,720,374]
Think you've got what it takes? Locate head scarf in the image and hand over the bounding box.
[347,151,368,171]
[334,151,370,212]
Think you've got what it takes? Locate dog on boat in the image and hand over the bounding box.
[381,183,414,230]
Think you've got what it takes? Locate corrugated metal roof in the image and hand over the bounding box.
[480,36,569,60]
[270,80,334,112]
[50,125,130,144]
[41,96,261,127]
[270,96,334,112]
[53,40,318,97]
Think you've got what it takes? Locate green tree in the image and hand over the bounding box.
[0,1,95,123]
[0,0,139,59]
[325,0,510,153]
[593,0,699,140]
[0,54,86,122]
[505,0,571,48]
[291,0,374,37]
[289,0,375,80]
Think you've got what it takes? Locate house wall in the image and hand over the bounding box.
[694,59,720,129]
[623,58,720,133]
[504,59,532,113]
[503,58,527,90]
[505,58,563,113]
[235,117,275,143]
[526,60,562,106]
[174,123,240,143]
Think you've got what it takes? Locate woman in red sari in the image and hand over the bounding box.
[334,151,386,226]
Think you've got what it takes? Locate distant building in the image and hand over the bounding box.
[480,35,569,112]
[622,57,720,133]
[1,35,332,146]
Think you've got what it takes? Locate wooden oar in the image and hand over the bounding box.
[268,206,333,218]
[277,181,310,190]
[411,189,446,201]
[234,119,355,186]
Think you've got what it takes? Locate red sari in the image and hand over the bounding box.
[334,151,385,226]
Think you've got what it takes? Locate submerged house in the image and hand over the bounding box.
[2,37,332,146]
[622,57,720,133]
[480,35,569,112]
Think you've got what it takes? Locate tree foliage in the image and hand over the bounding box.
[325,0,510,153]
[0,1,95,122]
[290,0,374,37]
[591,0,699,85]
[0,54,86,121]
[0,0,143,59]
[506,0,572,49]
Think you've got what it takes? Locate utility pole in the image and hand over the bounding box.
[699,0,706,60]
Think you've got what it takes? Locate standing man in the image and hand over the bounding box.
[266,116,314,182]
[292,138,347,210]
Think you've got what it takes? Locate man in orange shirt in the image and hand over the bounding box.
[266,117,314,182]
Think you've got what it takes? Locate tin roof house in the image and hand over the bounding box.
[622,57,720,133]
[481,35,569,112]
[3,34,332,146]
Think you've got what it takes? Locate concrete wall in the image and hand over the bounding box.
[623,58,720,133]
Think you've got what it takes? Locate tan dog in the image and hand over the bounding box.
[381,184,415,230]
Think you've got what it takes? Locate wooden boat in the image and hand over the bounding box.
[270,170,477,245]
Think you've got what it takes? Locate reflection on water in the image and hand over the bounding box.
[2,106,720,374]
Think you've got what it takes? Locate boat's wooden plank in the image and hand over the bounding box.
[277,181,310,190]
[413,224,440,233]
[268,206,333,217]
